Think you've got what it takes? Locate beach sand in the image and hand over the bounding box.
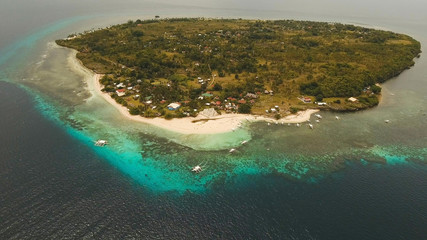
[72,52,318,135]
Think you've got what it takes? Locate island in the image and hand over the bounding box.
[57,18,421,122]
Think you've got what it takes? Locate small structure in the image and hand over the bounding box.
[202,92,213,98]
[318,102,327,106]
[167,102,181,110]
[303,97,312,103]
[116,89,126,97]
[348,97,358,102]
[246,93,258,99]
[200,108,218,118]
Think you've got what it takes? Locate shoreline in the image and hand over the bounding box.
[71,52,319,134]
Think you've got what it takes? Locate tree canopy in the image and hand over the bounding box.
[56,18,421,118]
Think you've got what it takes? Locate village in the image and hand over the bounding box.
[101,72,372,120]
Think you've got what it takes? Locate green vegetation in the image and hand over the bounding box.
[56,18,421,118]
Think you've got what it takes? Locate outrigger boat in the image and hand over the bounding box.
[191,165,202,173]
[95,139,108,147]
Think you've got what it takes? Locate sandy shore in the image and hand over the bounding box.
[92,72,318,134]
[72,52,318,134]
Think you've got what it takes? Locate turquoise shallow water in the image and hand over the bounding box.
[1,2,427,239]
[1,11,426,194]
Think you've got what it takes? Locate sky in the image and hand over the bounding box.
[0,0,426,49]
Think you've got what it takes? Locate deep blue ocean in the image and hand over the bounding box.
[1,1,427,239]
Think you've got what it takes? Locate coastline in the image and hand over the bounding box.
[71,52,318,134]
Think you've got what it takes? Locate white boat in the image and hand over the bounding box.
[191,165,202,173]
[95,140,108,147]
[385,120,390,123]
[308,124,314,129]
[296,123,300,127]
[229,148,236,153]
[315,119,320,123]
[241,140,248,145]
[315,114,322,119]
[335,116,340,120]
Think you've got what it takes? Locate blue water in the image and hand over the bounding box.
[1,1,427,239]
[1,85,426,238]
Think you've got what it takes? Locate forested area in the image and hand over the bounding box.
[57,18,421,118]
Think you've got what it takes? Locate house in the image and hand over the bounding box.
[245,93,258,99]
[202,92,213,98]
[303,97,312,103]
[348,97,358,102]
[318,102,327,106]
[238,99,247,104]
[167,102,181,110]
[116,89,126,97]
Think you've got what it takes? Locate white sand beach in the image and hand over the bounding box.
[72,52,318,134]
